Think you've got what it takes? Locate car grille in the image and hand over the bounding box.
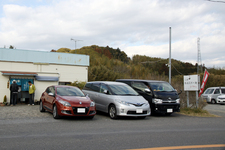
[163,101,176,103]
[72,107,89,115]
[127,111,148,115]
[131,103,145,107]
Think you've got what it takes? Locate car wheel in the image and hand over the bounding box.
[211,99,216,104]
[39,101,45,112]
[109,105,117,119]
[53,104,60,119]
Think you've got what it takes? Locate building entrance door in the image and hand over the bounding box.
[10,78,34,104]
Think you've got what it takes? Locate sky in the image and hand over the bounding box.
[0,0,225,69]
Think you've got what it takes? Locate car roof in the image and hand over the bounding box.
[49,85,79,88]
[116,79,167,83]
[86,81,127,85]
[206,87,225,89]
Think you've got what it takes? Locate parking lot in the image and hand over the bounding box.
[0,103,225,120]
[0,103,225,150]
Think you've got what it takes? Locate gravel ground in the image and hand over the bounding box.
[0,103,224,120]
[0,104,50,120]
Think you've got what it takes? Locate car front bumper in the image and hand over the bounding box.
[115,104,151,117]
[152,103,180,114]
[57,104,96,117]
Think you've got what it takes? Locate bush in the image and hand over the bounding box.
[69,81,86,89]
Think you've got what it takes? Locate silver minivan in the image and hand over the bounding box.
[82,81,151,119]
[201,87,225,104]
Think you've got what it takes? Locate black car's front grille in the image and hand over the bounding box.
[72,107,89,115]
[127,111,147,115]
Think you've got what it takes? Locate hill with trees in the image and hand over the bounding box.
[54,45,225,108]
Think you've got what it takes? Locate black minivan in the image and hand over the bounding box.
[116,79,181,115]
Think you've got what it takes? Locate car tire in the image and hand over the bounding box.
[211,99,216,104]
[109,105,117,119]
[53,104,60,119]
[39,100,45,112]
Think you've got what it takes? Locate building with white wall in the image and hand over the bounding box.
[0,48,89,104]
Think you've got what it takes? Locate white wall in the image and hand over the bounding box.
[0,61,88,103]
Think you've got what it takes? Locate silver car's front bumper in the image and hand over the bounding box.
[115,104,151,117]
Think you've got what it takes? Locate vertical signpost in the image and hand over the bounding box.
[183,75,200,107]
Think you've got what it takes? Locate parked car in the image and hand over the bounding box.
[216,94,225,105]
[40,85,96,119]
[201,87,225,104]
[82,81,151,119]
[116,79,181,115]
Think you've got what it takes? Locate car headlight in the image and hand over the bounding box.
[176,99,180,104]
[153,99,163,104]
[117,100,130,106]
[58,100,71,107]
[90,101,95,107]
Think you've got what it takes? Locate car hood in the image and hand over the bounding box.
[153,91,179,100]
[57,96,91,105]
[218,94,225,98]
[115,95,148,104]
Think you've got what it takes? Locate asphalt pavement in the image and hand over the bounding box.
[0,103,224,120]
[0,103,225,150]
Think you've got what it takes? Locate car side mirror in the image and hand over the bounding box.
[48,93,55,97]
[144,88,152,94]
[86,94,89,97]
[178,89,182,95]
[103,90,109,94]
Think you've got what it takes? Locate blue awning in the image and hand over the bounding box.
[35,76,59,81]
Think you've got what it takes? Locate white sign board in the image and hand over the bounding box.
[183,75,200,91]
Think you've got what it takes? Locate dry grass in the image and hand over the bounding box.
[179,107,219,117]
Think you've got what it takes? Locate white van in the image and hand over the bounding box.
[201,87,225,104]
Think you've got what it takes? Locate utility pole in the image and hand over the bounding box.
[197,37,202,74]
[71,38,82,53]
[169,27,172,84]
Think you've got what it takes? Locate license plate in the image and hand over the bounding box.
[136,109,143,113]
[77,108,85,113]
[167,109,173,113]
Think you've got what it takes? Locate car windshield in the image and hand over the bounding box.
[149,82,175,92]
[56,87,85,97]
[203,89,214,94]
[108,84,139,96]
[131,82,149,92]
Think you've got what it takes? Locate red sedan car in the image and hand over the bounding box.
[40,85,96,119]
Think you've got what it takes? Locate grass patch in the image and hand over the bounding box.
[179,107,219,117]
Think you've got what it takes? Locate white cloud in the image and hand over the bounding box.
[0,0,225,68]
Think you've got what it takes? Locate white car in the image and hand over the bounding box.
[217,95,225,105]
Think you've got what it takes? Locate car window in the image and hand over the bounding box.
[214,89,220,94]
[131,82,149,91]
[91,83,100,92]
[100,84,111,94]
[204,89,214,94]
[108,84,138,96]
[221,89,225,94]
[83,83,92,90]
[56,87,85,97]
[46,86,55,94]
[149,82,175,91]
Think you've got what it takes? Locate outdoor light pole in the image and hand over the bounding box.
[71,38,82,53]
[169,27,172,84]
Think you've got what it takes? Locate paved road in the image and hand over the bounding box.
[204,103,225,117]
[0,104,224,150]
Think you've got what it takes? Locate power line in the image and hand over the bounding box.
[206,0,225,3]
